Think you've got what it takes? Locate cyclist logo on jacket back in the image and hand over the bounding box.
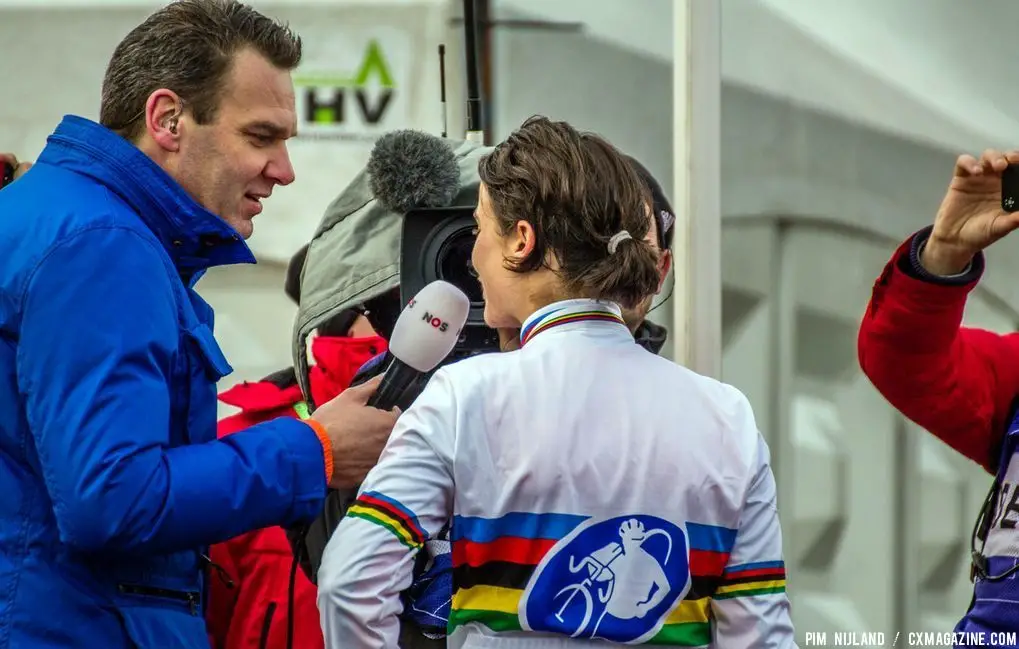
[520,515,689,643]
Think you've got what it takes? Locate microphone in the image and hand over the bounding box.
[367,130,460,214]
[367,280,471,410]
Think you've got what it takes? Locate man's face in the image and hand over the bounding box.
[164,48,297,239]
[348,314,378,338]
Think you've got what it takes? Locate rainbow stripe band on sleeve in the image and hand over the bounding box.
[347,491,427,550]
[713,560,786,600]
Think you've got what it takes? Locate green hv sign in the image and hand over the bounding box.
[294,41,395,127]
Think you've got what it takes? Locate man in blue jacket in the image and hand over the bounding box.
[0,1,398,647]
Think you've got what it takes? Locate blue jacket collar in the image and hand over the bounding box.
[38,115,256,272]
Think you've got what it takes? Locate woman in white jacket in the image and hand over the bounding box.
[318,115,796,649]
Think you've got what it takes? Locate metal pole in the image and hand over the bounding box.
[671,0,722,378]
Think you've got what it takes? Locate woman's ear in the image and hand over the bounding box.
[508,219,536,262]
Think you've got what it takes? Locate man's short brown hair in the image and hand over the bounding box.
[478,116,660,310]
[100,0,302,142]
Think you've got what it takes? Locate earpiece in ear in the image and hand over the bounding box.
[165,100,183,134]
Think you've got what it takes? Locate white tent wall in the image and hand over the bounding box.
[492,0,1019,642]
[492,0,1019,356]
[0,0,465,413]
[500,0,1014,153]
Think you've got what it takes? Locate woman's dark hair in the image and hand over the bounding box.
[477,116,660,309]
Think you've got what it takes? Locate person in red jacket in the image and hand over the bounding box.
[858,148,1019,638]
[207,245,387,649]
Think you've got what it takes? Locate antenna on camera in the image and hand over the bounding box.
[462,0,485,144]
[438,44,448,138]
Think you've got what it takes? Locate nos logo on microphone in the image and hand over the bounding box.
[423,312,450,333]
[408,299,451,333]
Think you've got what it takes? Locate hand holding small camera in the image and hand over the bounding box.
[923,149,1019,275]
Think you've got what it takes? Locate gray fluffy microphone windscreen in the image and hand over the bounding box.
[367,130,461,213]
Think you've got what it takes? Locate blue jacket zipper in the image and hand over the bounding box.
[117,583,200,615]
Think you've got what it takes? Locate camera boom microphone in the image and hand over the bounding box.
[367,280,471,411]
[367,130,460,214]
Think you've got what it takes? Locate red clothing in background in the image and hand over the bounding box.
[206,334,387,649]
[857,230,1019,473]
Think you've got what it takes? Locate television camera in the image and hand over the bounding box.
[290,0,500,408]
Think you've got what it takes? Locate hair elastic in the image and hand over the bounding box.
[607,230,633,254]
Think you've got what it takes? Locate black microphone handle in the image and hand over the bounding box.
[367,358,423,411]
[392,373,431,411]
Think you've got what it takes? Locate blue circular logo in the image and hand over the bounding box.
[520,515,690,643]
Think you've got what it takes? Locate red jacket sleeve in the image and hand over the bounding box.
[216,409,265,437]
[858,232,1019,473]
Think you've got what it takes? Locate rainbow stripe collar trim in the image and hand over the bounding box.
[519,303,626,347]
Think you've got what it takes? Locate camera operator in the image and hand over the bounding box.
[0,2,397,647]
[859,149,1019,637]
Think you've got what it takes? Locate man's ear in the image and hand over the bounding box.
[657,250,672,294]
[144,89,183,152]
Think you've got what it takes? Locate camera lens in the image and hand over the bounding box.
[436,227,483,305]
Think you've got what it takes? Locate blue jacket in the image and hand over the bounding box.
[0,116,328,648]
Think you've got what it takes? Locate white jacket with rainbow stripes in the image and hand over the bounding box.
[317,299,797,648]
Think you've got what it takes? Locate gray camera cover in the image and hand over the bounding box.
[292,138,494,401]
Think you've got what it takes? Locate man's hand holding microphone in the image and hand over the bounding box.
[309,279,471,490]
[310,375,400,490]
[922,149,1019,276]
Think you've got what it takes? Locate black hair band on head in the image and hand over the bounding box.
[654,207,675,252]
[625,156,675,252]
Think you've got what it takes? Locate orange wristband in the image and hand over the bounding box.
[304,418,334,485]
